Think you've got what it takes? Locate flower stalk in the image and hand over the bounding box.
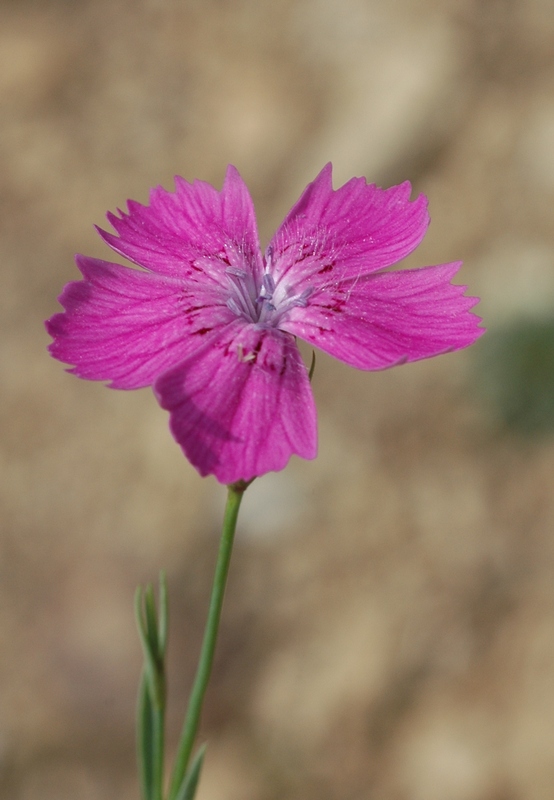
[167,482,246,800]
[135,483,247,800]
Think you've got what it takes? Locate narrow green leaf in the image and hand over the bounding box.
[135,586,147,638]
[144,584,160,659]
[135,588,159,695]
[174,745,207,800]
[137,671,155,800]
[158,571,169,657]
[135,576,168,800]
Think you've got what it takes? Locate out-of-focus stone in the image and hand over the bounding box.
[288,4,471,189]
[473,236,554,324]
[518,86,554,192]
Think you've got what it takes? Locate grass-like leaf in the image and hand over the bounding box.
[174,745,207,800]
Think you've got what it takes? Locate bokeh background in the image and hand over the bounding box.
[2,0,554,798]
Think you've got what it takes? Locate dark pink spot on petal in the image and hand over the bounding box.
[322,302,344,313]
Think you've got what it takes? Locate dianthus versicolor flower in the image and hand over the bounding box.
[47,165,483,484]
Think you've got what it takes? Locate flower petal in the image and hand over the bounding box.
[154,322,317,484]
[46,256,233,389]
[281,263,484,370]
[268,163,429,289]
[97,165,264,282]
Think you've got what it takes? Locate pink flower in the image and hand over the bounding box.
[46,165,483,484]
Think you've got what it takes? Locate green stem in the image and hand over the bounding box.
[167,483,246,800]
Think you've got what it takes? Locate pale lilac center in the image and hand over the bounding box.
[225,251,312,328]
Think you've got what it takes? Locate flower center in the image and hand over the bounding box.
[225,253,312,328]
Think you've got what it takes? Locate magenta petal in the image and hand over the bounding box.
[268,163,429,288]
[46,256,233,389]
[154,322,317,484]
[282,263,484,370]
[97,165,264,280]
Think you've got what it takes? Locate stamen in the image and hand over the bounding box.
[256,273,276,315]
[226,297,242,316]
[225,266,248,278]
[265,245,274,271]
[224,255,314,328]
[291,287,313,308]
[261,273,275,296]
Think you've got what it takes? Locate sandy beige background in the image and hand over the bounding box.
[2,0,554,798]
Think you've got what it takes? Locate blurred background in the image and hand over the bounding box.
[2,0,554,798]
